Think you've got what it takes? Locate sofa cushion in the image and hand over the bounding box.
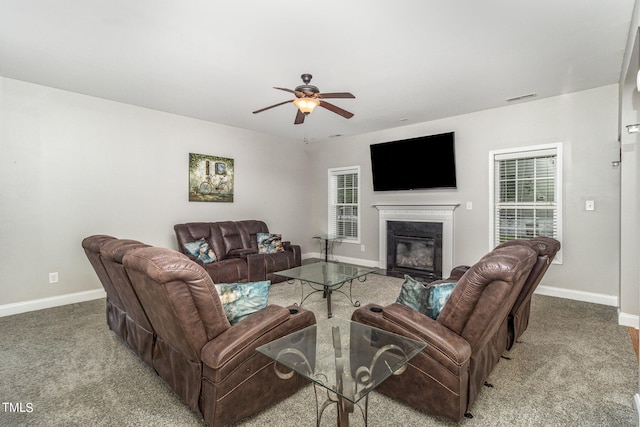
[184,238,217,264]
[214,281,270,324]
[396,275,456,319]
[257,233,284,254]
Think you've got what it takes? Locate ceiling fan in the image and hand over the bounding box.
[252,74,355,125]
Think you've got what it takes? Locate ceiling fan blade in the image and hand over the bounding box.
[252,99,293,114]
[317,92,355,99]
[274,87,296,94]
[318,101,354,119]
[275,87,307,98]
[294,109,306,125]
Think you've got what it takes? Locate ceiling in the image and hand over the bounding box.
[0,1,636,143]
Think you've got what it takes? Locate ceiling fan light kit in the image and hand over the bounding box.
[293,98,319,114]
[253,74,355,124]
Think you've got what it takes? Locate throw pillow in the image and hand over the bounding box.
[424,281,457,320]
[214,280,270,324]
[396,275,428,313]
[257,232,284,254]
[183,238,217,264]
[396,275,456,320]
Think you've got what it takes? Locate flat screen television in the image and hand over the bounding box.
[370,132,457,191]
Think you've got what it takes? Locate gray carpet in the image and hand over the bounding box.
[0,273,637,426]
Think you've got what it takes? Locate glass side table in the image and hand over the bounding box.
[257,317,426,426]
[313,234,342,262]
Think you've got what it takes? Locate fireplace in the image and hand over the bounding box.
[375,204,458,282]
[386,221,442,281]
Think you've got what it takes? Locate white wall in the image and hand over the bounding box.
[0,77,312,310]
[308,85,622,308]
[619,12,640,329]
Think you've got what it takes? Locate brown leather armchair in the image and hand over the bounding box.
[122,246,316,427]
[351,245,537,421]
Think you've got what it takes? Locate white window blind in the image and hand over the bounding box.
[328,166,360,241]
[490,144,562,263]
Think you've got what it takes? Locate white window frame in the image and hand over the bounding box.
[489,143,563,264]
[328,166,361,243]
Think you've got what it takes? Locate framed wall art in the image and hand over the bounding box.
[189,153,234,202]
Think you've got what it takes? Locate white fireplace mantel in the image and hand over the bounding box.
[374,203,459,274]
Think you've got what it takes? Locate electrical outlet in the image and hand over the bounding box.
[585,200,595,211]
[49,272,59,284]
[466,201,473,210]
[360,244,365,252]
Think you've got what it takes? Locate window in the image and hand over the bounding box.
[489,143,562,263]
[328,166,360,242]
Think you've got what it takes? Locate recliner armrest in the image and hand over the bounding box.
[225,248,258,259]
[352,303,471,375]
[201,305,315,380]
[202,305,289,369]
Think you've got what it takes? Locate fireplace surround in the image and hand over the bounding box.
[374,204,458,281]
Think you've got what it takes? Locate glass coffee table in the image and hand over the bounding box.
[257,317,425,426]
[276,262,376,318]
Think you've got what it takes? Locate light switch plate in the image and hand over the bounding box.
[585,200,595,211]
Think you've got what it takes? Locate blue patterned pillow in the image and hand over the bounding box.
[183,238,217,264]
[425,281,457,319]
[257,233,284,254]
[396,275,427,313]
[396,275,456,319]
[214,281,270,324]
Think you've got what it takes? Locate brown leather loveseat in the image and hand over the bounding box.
[351,244,538,421]
[83,235,316,427]
[174,220,301,284]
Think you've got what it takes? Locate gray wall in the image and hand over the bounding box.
[619,9,640,331]
[0,77,312,310]
[0,77,632,326]
[307,85,625,316]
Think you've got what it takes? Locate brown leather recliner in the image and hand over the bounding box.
[99,238,154,367]
[82,235,125,339]
[496,237,560,350]
[174,220,301,284]
[122,246,316,427]
[449,237,561,351]
[83,235,157,367]
[351,245,538,421]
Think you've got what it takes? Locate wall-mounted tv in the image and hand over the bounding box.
[370,132,457,191]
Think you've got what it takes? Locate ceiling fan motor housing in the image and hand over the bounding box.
[295,73,319,97]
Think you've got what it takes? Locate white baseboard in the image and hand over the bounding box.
[619,312,640,329]
[535,285,639,328]
[535,285,618,306]
[0,289,106,318]
[302,252,380,268]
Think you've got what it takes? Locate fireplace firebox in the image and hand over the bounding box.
[386,221,443,282]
